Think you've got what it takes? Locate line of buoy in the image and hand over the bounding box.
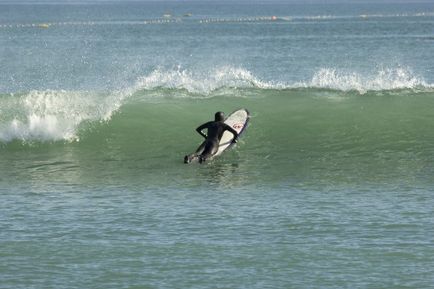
[199,16,277,23]
[0,20,178,29]
[0,22,96,29]
[0,16,277,29]
[143,19,180,24]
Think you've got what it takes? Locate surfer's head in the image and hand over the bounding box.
[215,111,225,122]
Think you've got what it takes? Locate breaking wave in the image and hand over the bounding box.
[0,66,432,143]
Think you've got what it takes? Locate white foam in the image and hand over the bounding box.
[0,89,126,143]
[306,67,429,94]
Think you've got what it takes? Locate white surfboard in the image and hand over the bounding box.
[184,108,250,163]
[214,108,249,156]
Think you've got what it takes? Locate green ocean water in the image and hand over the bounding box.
[2,0,434,288]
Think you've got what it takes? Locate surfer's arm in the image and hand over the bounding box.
[224,124,239,142]
[196,122,210,139]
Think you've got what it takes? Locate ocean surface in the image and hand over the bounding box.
[1,1,434,288]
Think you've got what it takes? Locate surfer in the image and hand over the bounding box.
[185,111,239,163]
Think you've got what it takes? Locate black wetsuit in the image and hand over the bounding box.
[195,120,238,162]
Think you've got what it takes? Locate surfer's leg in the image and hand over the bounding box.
[199,141,218,163]
[184,152,201,163]
[195,142,206,154]
[184,142,207,163]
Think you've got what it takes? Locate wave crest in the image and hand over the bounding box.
[133,66,430,95]
[302,67,430,93]
[134,66,280,95]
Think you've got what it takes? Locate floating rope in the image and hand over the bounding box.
[0,16,277,30]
